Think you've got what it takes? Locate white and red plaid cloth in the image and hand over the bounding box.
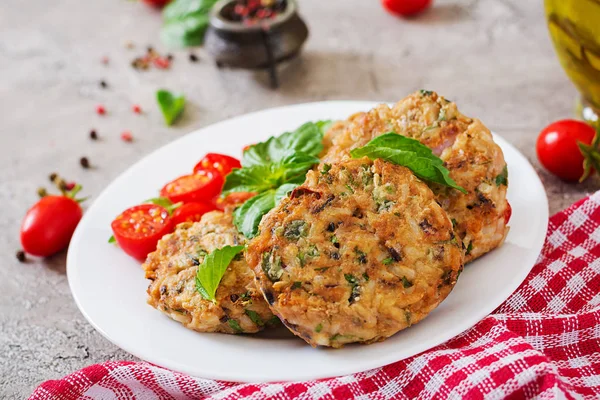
[31,192,600,400]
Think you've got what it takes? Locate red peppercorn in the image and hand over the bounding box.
[121,131,133,142]
[101,56,109,65]
[153,57,170,69]
[132,104,142,114]
[96,105,106,115]
[65,182,76,191]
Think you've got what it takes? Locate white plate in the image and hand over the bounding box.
[67,101,548,383]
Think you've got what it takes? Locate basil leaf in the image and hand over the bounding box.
[161,0,218,48]
[232,183,297,238]
[156,89,186,126]
[195,245,245,303]
[350,133,467,194]
[242,122,327,167]
[223,152,319,196]
[108,235,116,244]
[233,191,276,238]
[143,197,182,214]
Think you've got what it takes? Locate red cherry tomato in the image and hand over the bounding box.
[111,204,173,260]
[214,192,257,211]
[193,153,241,178]
[160,171,224,204]
[536,120,596,182]
[142,0,171,8]
[20,196,83,257]
[171,202,216,226]
[382,0,432,16]
[504,201,512,224]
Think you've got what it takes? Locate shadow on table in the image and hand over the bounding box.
[41,249,67,275]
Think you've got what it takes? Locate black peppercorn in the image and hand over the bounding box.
[80,157,90,169]
[49,172,58,182]
[100,80,107,88]
[167,54,174,61]
[16,250,26,263]
[90,130,98,140]
[189,53,198,62]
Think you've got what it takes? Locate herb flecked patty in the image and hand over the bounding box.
[246,158,464,348]
[321,91,510,263]
[143,211,275,334]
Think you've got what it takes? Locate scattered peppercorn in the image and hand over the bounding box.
[49,172,58,182]
[167,54,174,61]
[37,187,48,198]
[189,53,199,62]
[125,41,135,49]
[147,46,154,53]
[121,131,133,142]
[65,182,76,191]
[96,105,106,115]
[132,104,142,114]
[16,250,26,263]
[101,56,109,65]
[100,80,108,89]
[80,157,90,169]
[90,130,98,140]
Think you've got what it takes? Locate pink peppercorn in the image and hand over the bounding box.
[132,104,142,114]
[96,105,106,115]
[121,131,133,142]
[64,182,76,191]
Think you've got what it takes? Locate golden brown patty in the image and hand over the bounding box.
[321,91,509,262]
[143,211,275,334]
[246,158,464,348]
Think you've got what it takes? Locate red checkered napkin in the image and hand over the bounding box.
[31,192,600,400]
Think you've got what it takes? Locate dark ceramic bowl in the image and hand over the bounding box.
[204,0,309,87]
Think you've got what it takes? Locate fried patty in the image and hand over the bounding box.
[143,211,275,334]
[246,158,464,348]
[321,91,509,262]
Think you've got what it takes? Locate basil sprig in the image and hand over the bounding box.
[350,133,467,193]
[225,121,331,238]
[195,245,245,303]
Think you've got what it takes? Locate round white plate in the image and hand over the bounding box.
[67,101,548,383]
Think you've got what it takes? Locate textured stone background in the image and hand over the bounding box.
[0,0,597,397]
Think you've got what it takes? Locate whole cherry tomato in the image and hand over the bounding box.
[382,0,432,16]
[160,170,224,204]
[171,202,216,226]
[20,195,83,257]
[142,0,171,8]
[193,153,241,178]
[111,204,173,260]
[214,192,257,211]
[536,120,596,182]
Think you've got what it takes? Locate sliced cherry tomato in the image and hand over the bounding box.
[160,170,224,204]
[171,202,216,225]
[504,201,512,224]
[20,196,83,257]
[214,192,257,211]
[111,204,173,260]
[193,153,241,178]
[536,120,596,182]
[382,0,432,16]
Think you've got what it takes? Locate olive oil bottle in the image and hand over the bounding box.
[545,0,600,122]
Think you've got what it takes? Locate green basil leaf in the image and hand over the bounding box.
[161,14,210,48]
[350,133,467,194]
[242,122,326,167]
[156,89,186,126]
[233,191,276,238]
[274,183,298,203]
[161,0,218,48]
[108,235,116,244]
[195,245,245,303]
[316,120,334,135]
[223,152,319,196]
[143,197,182,214]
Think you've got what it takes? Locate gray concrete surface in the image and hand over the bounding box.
[1,0,597,397]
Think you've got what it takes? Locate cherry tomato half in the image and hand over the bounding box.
[171,202,216,226]
[193,153,241,178]
[536,120,596,182]
[214,192,257,211]
[20,196,83,257]
[382,0,432,17]
[160,170,224,204]
[111,204,173,260]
